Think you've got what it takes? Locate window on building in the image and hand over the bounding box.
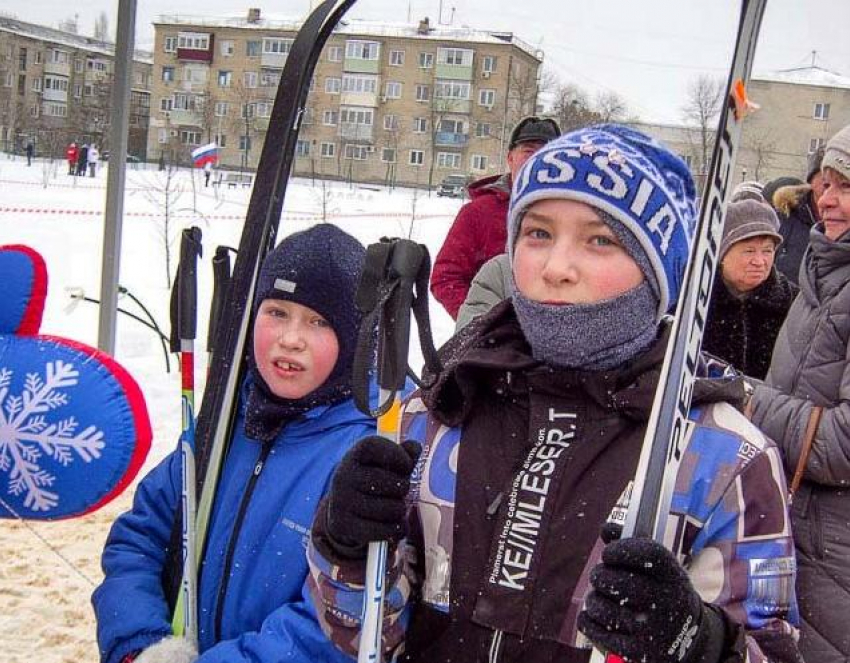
[296,140,311,157]
[32,77,42,92]
[482,55,497,73]
[161,98,173,112]
[74,59,83,73]
[162,66,174,83]
[2,72,10,87]
[260,70,280,87]
[45,103,67,117]
[810,137,826,153]
[214,101,228,116]
[17,75,25,96]
[479,89,495,107]
[409,150,424,166]
[164,36,177,53]
[241,102,254,119]
[239,135,251,151]
[342,74,377,94]
[384,114,399,130]
[29,104,39,118]
[419,52,434,69]
[44,76,68,92]
[437,152,461,169]
[325,77,341,94]
[344,144,369,160]
[389,50,405,66]
[246,40,261,57]
[215,133,227,148]
[435,80,471,101]
[255,102,272,118]
[471,154,488,171]
[437,48,472,67]
[321,142,336,158]
[439,119,466,135]
[382,147,396,163]
[84,84,93,96]
[218,70,232,87]
[177,33,210,50]
[220,40,235,57]
[475,122,491,137]
[384,81,402,99]
[18,47,27,71]
[340,107,374,126]
[303,107,314,125]
[814,103,830,120]
[263,38,294,55]
[243,71,258,88]
[180,130,202,145]
[345,40,379,60]
[327,45,343,62]
[413,117,427,133]
[322,109,338,126]
[34,51,42,65]
[74,84,82,98]
[158,128,169,144]
[415,84,429,102]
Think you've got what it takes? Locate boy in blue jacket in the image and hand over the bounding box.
[93,224,370,663]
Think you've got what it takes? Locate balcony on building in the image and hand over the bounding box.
[176,32,214,63]
[343,40,381,75]
[338,123,374,142]
[435,48,474,81]
[261,37,294,70]
[341,91,379,108]
[435,131,469,147]
[42,87,68,103]
[170,109,203,126]
[44,54,71,77]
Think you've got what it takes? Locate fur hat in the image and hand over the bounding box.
[508,116,561,151]
[806,145,825,183]
[763,176,803,209]
[508,124,698,317]
[822,124,850,180]
[719,200,782,260]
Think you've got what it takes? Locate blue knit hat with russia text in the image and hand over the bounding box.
[508,124,698,318]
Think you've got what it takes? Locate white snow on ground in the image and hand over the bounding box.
[0,155,463,662]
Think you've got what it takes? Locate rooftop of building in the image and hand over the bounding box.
[753,65,850,90]
[153,10,543,61]
[0,14,153,64]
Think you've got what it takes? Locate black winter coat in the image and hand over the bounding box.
[703,269,798,380]
[773,184,818,286]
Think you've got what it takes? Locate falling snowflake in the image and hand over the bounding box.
[0,360,105,512]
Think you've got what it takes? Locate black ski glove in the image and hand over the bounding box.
[325,436,421,559]
[578,537,727,663]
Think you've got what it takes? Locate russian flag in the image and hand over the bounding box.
[191,142,219,168]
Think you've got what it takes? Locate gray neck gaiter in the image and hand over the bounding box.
[512,281,659,371]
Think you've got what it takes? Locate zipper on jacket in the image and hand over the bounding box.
[213,441,273,641]
[489,629,504,663]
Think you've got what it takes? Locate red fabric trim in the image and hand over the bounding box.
[40,335,153,517]
[2,244,47,335]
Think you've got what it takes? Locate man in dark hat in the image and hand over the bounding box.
[431,116,561,319]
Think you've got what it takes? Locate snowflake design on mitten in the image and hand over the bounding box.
[0,360,105,512]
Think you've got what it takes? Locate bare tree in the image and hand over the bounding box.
[139,164,186,288]
[744,127,778,182]
[594,91,630,123]
[682,75,724,184]
[550,82,597,132]
[94,12,109,42]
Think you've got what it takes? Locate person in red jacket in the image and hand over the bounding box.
[431,116,560,319]
[66,142,78,176]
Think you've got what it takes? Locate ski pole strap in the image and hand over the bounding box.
[352,238,442,418]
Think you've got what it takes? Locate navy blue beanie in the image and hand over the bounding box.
[246,224,366,440]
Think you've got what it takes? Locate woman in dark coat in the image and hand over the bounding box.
[703,200,797,380]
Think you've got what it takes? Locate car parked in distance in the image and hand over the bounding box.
[436,174,469,198]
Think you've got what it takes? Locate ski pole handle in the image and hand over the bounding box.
[208,246,235,356]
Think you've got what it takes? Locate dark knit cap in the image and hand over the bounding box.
[806,145,825,183]
[246,224,366,440]
[719,200,782,261]
[508,116,561,150]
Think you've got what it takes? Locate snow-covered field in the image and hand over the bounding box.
[0,155,462,662]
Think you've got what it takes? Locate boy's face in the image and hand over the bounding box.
[253,299,339,400]
[513,198,644,305]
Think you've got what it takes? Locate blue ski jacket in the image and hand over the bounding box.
[92,385,377,663]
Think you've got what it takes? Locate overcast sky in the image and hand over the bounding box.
[1,0,847,123]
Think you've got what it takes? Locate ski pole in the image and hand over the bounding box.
[352,238,442,663]
[170,226,203,647]
[207,246,236,364]
[590,1,766,662]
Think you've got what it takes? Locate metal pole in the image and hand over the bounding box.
[97,0,137,353]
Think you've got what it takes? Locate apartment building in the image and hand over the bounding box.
[738,66,850,184]
[149,9,543,188]
[0,16,152,159]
